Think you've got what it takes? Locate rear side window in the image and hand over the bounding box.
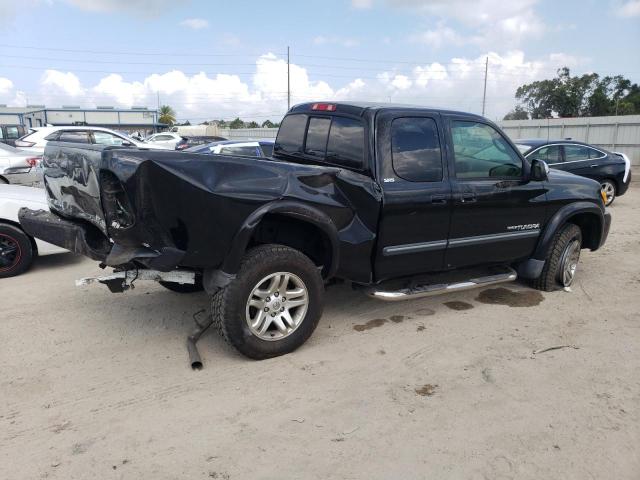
[305,117,331,156]
[588,147,605,159]
[44,132,60,141]
[5,126,20,139]
[326,117,364,169]
[274,114,307,156]
[530,145,562,164]
[58,131,90,144]
[391,117,442,182]
[564,145,592,161]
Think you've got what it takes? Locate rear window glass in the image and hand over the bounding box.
[274,114,307,156]
[326,117,364,169]
[44,132,60,141]
[305,117,331,156]
[219,145,261,157]
[391,117,442,182]
[58,131,90,144]
[260,143,274,157]
[5,126,20,139]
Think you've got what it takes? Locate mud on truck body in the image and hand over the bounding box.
[19,102,611,359]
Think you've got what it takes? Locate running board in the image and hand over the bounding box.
[367,267,517,302]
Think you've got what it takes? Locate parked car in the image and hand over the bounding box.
[1,184,67,278]
[515,139,632,206]
[0,125,27,147]
[14,126,167,154]
[0,142,42,186]
[20,102,610,359]
[143,132,185,150]
[175,135,228,151]
[186,140,274,157]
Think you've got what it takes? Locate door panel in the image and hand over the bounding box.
[374,112,452,281]
[445,118,547,269]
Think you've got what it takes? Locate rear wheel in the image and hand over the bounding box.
[531,224,582,291]
[211,244,324,359]
[0,224,34,278]
[601,180,616,206]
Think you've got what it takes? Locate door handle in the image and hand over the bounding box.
[590,164,598,168]
[460,193,477,204]
[431,194,448,205]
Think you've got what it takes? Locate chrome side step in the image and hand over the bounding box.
[367,267,517,302]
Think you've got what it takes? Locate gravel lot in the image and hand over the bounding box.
[2,186,639,480]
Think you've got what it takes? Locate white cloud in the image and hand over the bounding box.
[351,0,373,9]
[179,18,208,30]
[615,0,640,16]
[0,50,589,122]
[389,0,545,48]
[41,70,85,97]
[0,78,14,95]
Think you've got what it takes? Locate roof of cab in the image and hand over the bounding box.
[289,101,486,120]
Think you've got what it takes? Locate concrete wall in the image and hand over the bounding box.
[218,127,278,141]
[499,115,640,166]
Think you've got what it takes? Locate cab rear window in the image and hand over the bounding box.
[275,113,365,169]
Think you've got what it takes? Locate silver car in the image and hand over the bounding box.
[0,142,42,186]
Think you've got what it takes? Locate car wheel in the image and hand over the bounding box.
[159,277,203,293]
[211,244,324,359]
[0,224,34,278]
[601,180,616,206]
[531,224,582,292]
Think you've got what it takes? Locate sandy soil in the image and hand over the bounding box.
[2,187,639,480]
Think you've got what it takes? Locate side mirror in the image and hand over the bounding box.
[122,141,134,147]
[530,159,549,181]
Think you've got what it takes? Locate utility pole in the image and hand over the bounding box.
[287,46,291,111]
[481,56,488,117]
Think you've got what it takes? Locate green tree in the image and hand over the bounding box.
[158,105,176,125]
[503,106,529,120]
[229,117,245,129]
[512,67,640,118]
[246,121,259,128]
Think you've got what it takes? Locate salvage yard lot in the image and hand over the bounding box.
[2,187,639,480]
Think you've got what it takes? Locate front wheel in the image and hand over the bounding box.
[531,224,582,291]
[211,244,324,359]
[601,180,616,206]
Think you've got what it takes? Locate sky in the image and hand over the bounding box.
[0,0,638,123]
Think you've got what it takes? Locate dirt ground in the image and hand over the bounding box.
[2,187,639,480]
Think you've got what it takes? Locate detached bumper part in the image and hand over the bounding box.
[76,269,196,293]
[18,208,110,261]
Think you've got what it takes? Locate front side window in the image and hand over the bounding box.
[451,121,522,178]
[564,145,592,161]
[274,114,307,156]
[58,131,90,143]
[391,117,442,182]
[530,145,562,164]
[259,143,274,157]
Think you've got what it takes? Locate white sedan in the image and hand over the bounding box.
[14,126,167,154]
[0,184,67,278]
[142,132,185,149]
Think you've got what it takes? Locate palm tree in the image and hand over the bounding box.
[158,105,176,125]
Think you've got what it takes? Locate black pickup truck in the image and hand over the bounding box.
[19,102,611,359]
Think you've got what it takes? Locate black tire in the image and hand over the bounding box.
[0,224,34,278]
[159,277,203,293]
[211,244,324,360]
[530,223,582,292]
[600,179,616,206]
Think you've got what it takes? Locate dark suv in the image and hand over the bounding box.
[515,139,631,206]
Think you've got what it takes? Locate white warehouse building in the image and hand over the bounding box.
[0,105,163,136]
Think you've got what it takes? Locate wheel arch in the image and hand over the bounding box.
[219,200,340,280]
[534,202,604,259]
